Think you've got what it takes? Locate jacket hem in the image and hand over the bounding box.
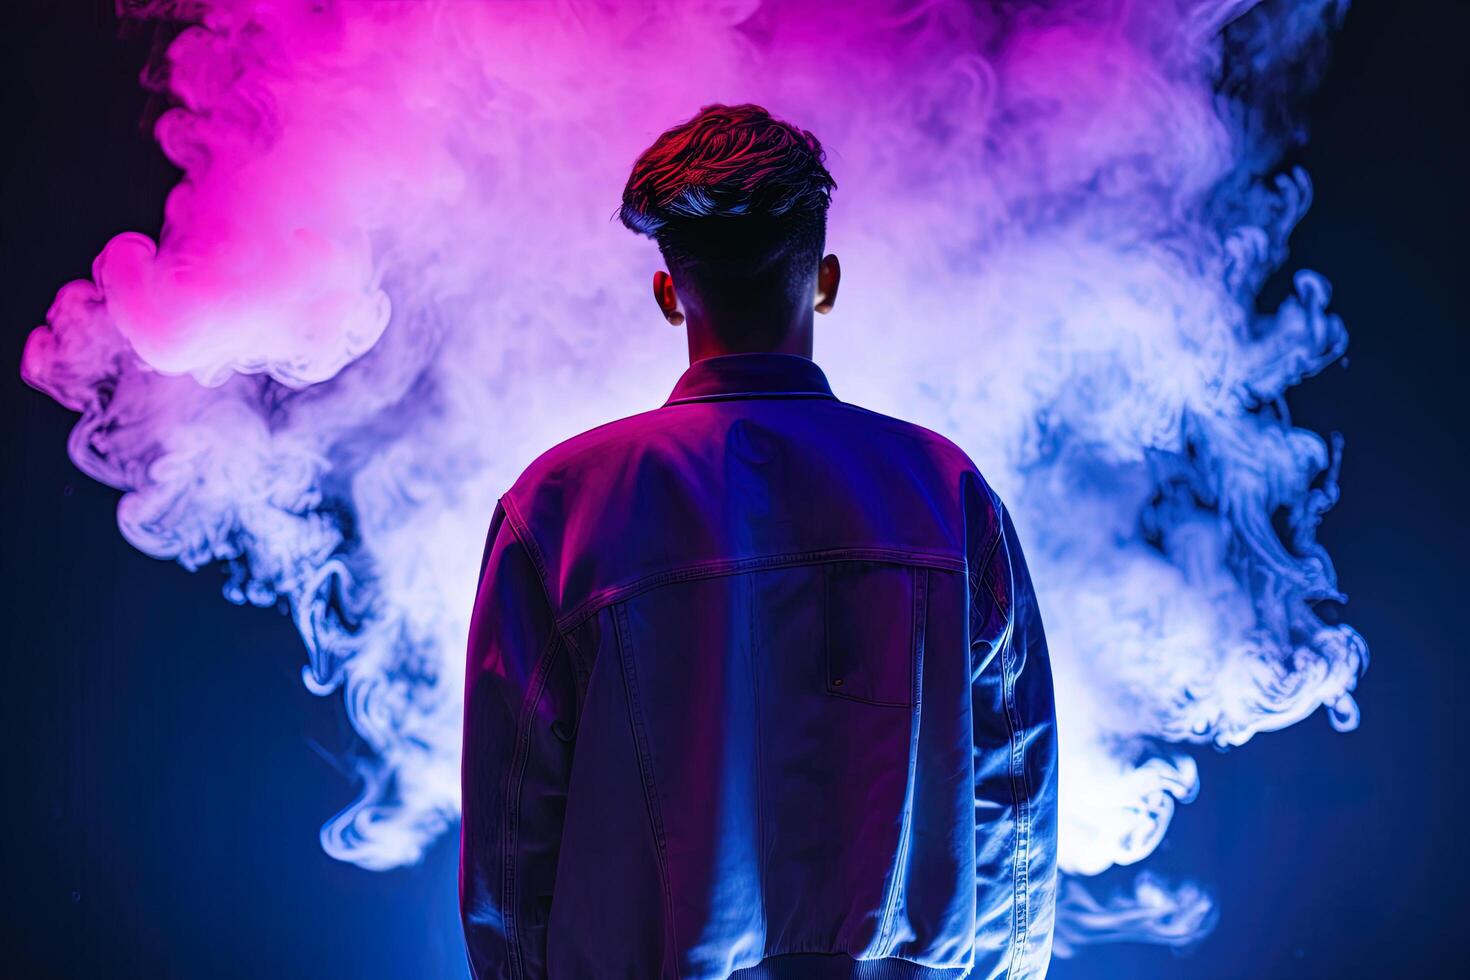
[726,953,970,980]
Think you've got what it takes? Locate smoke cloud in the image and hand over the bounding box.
[22,0,1363,949]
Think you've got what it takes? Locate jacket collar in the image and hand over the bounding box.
[665,352,837,406]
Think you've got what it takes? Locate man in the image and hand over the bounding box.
[460,104,1058,980]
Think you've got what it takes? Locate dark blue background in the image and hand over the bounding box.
[4,2,1465,977]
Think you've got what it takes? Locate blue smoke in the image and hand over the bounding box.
[19,0,1364,950]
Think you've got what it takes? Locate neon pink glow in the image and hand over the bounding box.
[20,0,1361,951]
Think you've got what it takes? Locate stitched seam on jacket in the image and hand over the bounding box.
[560,627,590,735]
[1012,624,1037,973]
[501,628,561,980]
[501,495,559,617]
[613,601,682,979]
[747,573,769,956]
[877,566,929,954]
[496,497,579,977]
[556,548,966,633]
[998,603,1030,975]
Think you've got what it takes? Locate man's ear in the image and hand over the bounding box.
[815,253,841,314]
[653,270,684,326]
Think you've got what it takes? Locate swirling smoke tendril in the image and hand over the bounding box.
[21,0,1364,951]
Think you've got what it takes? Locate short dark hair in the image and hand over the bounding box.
[619,104,835,314]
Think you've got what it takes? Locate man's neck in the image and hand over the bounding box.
[685,314,814,364]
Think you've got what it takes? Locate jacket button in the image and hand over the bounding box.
[832,678,844,687]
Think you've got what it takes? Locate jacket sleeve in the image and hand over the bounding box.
[460,500,579,980]
[967,482,1060,976]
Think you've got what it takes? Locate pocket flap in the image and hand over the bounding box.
[824,561,920,707]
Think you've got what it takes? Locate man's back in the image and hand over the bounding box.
[461,353,1058,979]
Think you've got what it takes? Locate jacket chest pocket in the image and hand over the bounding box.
[824,561,925,707]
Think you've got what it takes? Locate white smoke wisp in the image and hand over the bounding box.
[20,0,1364,945]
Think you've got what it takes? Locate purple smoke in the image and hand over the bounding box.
[21,0,1363,950]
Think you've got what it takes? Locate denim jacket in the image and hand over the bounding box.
[461,352,1058,980]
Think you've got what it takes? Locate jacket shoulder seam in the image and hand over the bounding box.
[500,493,563,625]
